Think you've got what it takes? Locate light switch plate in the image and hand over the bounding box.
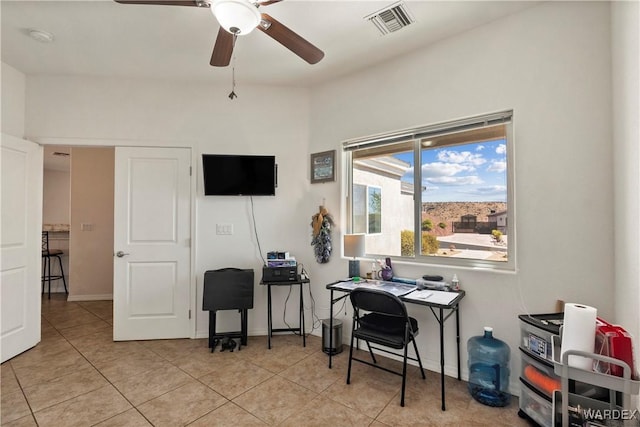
[216,223,233,235]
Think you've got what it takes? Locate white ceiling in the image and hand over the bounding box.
[2,0,539,87]
[3,0,539,171]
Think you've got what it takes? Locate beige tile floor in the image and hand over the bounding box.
[1,295,534,426]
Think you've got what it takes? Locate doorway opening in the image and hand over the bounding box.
[42,145,115,301]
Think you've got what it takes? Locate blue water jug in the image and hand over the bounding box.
[467,326,511,407]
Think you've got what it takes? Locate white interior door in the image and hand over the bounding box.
[113,147,192,340]
[1,134,43,362]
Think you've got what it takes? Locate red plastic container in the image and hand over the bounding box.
[594,317,637,379]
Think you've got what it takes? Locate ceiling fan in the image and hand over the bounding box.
[114,0,324,67]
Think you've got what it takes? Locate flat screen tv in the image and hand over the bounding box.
[202,154,277,196]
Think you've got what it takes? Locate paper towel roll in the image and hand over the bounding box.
[561,303,597,370]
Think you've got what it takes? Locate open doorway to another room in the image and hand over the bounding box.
[42,145,115,302]
[42,146,71,296]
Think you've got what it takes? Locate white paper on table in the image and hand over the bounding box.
[330,280,416,297]
[331,281,358,291]
[404,290,459,305]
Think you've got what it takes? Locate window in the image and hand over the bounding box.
[353,184,382,234]
[344,111,514,270]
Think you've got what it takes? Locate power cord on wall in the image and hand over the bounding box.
[281,263,321,336]
[249,196,266,265]
[282,284,294,332]
[300,264,321,333]
[306,282,322,334]
[247,199,323,336]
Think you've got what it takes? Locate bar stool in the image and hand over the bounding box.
[42,231,68,299]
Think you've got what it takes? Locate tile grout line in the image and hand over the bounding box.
[5,307,81,424]
[43,299,154,427]
[142,346,232,426]
[3,361,39,425]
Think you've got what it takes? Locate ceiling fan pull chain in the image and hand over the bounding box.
[228,34,238,100]
[228,65,237,100]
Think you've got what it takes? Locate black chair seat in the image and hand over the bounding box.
[43,249,63,256]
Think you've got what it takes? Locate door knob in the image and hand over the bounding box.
[115,251,129,258]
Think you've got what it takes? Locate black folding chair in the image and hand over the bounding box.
[347,287,426,407]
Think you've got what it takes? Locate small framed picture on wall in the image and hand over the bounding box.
[310,150,336,184]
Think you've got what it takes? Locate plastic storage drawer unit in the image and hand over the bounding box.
[520,348,561,399]
[519,379,553,427]
[519,313,563,362]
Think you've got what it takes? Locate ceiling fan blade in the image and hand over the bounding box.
[257,0,283,6]
[210,27,235,67]
[114,0,207,6]
[258,13,324,65]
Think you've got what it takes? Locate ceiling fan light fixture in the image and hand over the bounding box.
[211,0,260,36]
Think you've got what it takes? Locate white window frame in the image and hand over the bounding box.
[344,110,516,271]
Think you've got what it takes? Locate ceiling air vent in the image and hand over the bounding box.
[365,1,415,35]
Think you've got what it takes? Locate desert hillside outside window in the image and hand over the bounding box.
[344,111,515,270]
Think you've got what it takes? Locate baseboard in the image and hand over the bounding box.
[348,341,520,396]
[66,294,113,301]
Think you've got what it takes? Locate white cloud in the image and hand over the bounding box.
[487,160,506,173]
[402,166,415,181]
[476,145,485,151]
[427,175,484,185]
[496,144,506,155]
[422,162,475,178]
[437,150,486,166]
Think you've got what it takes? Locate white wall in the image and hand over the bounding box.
[1,62,26,137]
[612,0,640,391]
[68,147,114,300]
[25,76,312,337]
[309,1,617,392]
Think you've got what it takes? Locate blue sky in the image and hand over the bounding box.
[396,139,507,202]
